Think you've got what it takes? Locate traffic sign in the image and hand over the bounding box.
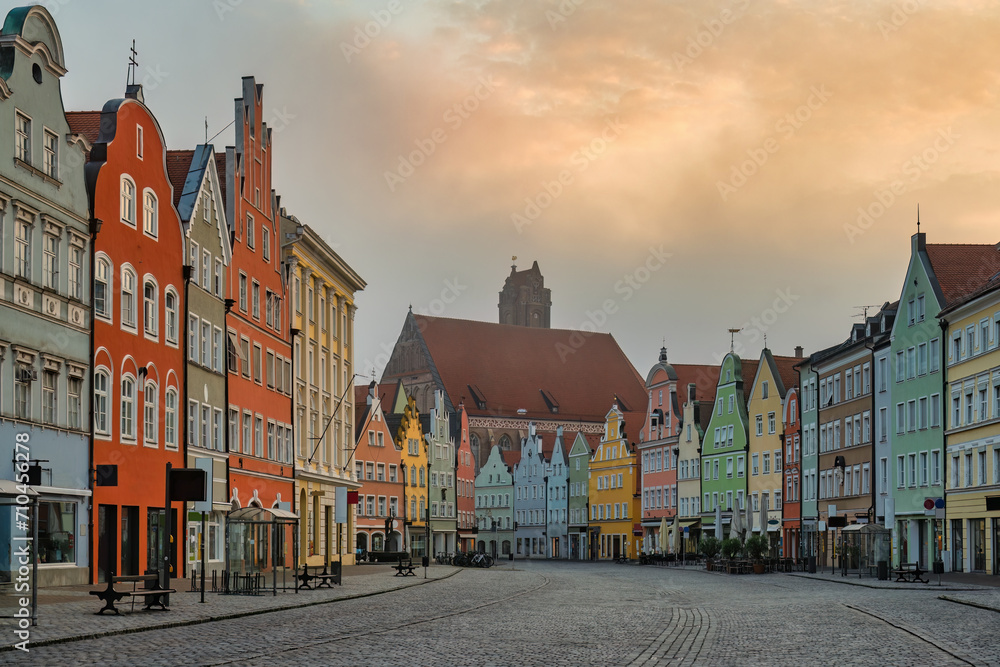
[934,498,945,509]
[923,498,934,510]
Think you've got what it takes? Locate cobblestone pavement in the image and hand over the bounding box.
[5,561,999,666]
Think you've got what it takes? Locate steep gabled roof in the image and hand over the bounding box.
[165,150,194,209]
[409,314,646,424]
[673,363,720,404]
[926,243,1000,307]
[65,110,101,145]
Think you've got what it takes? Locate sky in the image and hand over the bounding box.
[44,0,1000,379]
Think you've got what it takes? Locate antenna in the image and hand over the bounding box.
[126,39,138,86]
[205,117,208,144]
[917,203,920,233]
[727,328,741,352]
[853,305,880,321]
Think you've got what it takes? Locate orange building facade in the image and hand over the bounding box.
[70,89,186,583]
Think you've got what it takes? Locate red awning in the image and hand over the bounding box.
[632,523,643,536]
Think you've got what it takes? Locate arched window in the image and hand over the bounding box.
[95,256,112,321]
[143,280,157,336]
[121,375,136,440]
[121,268,136,328]
[164,388,177,448]
[498,435,512,450]
[143,190,157,236]
[94,370,110,435]
[120,177,135,225]
[419,466,425,487]
[143,381,157,444]
[410,496,416,519]
[164,289,178,343]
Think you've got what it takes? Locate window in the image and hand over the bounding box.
[15,220,31,279]
[965,452,973,487]
[242,412,252,455]
[763,452,770,474]
[756,415,763,436]
[165,389,177,448]
[252,344,262,383]
[15,111,31,163]
[94,370,110,435]
[255,416,263,457]
[144,382,157,444]
[262,226,270,261]
[201,321,211,367]
[768,412,775,434]
[213,328,223,373]
[121,375,136,440]
[121,268,136,328]
[239,273,247,311]
[265,290,274,328]
[775,450,782,472]
[67,376,82,430]
[121,177,136,224]
[143,191,157,236]
[143,281,157,336]
[930,450,941,486]
[896,403,905,435]
[908,453,917,488]
[41,371,56,424]
[43,233,58,289]
[252,281,260,320]
[752,453,759,476]
[68,245,83,300]
[896,351,905,382]
[930,339,940,372]
[165,290,178,344]
[878,357,887,392]
[214,259,223,297]
[201,250,210,291]
[246,214,255,248]
[917,343,927,376]
[862,363,870,393]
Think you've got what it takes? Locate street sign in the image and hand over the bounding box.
[923,498,934,510]
[683,526,690,535]
[934,498,945,509]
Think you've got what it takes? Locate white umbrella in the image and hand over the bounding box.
[745,499,754,536]
[659,516,669,553]
[730,503,743,541]
[715,503,722,539]
[673,517,682,555]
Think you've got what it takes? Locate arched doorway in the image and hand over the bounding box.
[371,532,384,552]
[477,540,485,552]
[356,532,368,555]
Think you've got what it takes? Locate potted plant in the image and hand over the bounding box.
[745,534,768,574]
[721,537,742,561]
[700,536,721,570]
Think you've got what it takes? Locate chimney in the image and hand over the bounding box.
[125,83,144,104]
[794,346,804,359]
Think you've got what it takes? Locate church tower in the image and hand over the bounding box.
[498,259,551,328]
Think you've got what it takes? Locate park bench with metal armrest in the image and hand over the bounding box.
[89,571,177,615]
[891,562,928,583]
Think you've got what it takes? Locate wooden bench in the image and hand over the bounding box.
[298,562,343,589]
[90,572,177,615]
[393,558,417,576]
[891,562,928,583]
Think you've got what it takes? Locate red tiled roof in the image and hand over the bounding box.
[500,449,521,469]
[215,152,227,214]
[926,243,1000,307]
[165,150,194,208]
[771,355,801,394]
[66,111,102,146]
[673,364,720,404]
[412,314,647,424]
[740,359,759,396]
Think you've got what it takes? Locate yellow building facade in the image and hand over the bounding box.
[747,351,785,542]
[396,393,430,557]
[943,288,1000,574]
[283,215,366,566]
[588,405,640,560]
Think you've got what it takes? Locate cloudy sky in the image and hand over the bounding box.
[48,0,1000,377]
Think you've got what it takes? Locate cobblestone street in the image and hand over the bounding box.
[4,562,999,666]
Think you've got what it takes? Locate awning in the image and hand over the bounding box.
[632,523,643,536]
[0,480,38,497]
[767,523,779,532]
[228,506,298,522]
[228,332,247,362]
[679,520,700,528]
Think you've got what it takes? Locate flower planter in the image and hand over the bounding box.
[753,562,764,574]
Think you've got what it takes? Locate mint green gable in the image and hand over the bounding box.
[567,432,591,560]
[700,353,749,534]
[888,233,946,566]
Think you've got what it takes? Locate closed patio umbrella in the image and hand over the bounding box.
[715,503,722,539]
[745,500,753,536]
[730,503,743,541]
[673,517,682,555]
[659,516,669,553]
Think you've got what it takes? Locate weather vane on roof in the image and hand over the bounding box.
[728,328,741,352]
[126,39,138,87]
[916,203,920,233]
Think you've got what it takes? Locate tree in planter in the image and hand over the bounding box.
[745,534,768,572]
[721,537,743,560]
[699,536,721,569]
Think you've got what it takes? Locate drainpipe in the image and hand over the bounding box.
[939,318,948,565]
[88,216,102,584]
[180,262,193,581]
